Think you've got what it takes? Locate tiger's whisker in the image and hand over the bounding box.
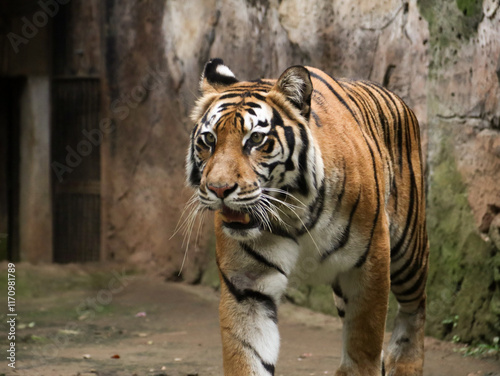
[179,205,207,276]
[262,193,302,213]
[171,193,200,240]
[262,187,308,208]
[262,192,320,254]
[259,197,289,229]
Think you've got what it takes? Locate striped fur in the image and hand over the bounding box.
[186,59,429,376]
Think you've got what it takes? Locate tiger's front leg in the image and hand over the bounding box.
[216,223,295,376]
[218,274,281,375]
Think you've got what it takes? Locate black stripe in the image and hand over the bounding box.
[345,91,368,127]
[391,257,423,288]
[392,265,427,298]
[235,112,245,133]
[299,180,326,235]
[200,111,209,125]
[233,196,260,203]
[240,243,287,277]
[311,110,322,127]
[292,124,310,197]
[271,108,285,128]
[216,102,236,113]
[393,275,426,304]
[364,81,403,172]
[354,140,382,268]
[341,85,398,268]
[267,222,299,242]
[262,362,275,375]
[395,294,424,304]
[390,219,425,283]
[390,232,419,281]
[358,82,395,158]
[391,111,419,262]
[309,71,359,124]
[188,144,201,186]
[374,84,403,169]
[252,92,267,101]
[240,340,276,375]
[219,268,278,324]
[321,190,361,262]
[390,190,415,260]
[283,125,296,172]
[218,92,242,100]
[246,102,262,108]
[332,281,348,303]
[261,161,284,176]
[354,84,386,159]
[333,159,347,212]
[392,238,427,289]
[255,119,269,128]
[255,170,270,182]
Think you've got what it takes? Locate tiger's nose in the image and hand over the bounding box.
[207,183,238,199]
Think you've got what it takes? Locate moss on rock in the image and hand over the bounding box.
[286,284,337,316]
[417,0,483,65]
[426,125,499,343]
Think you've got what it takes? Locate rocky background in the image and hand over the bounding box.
[101,0,500,343]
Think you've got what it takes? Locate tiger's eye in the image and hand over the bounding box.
[204,133,215,144]
[251,132,264,144]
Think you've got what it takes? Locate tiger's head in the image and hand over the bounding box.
[186,58,317,240]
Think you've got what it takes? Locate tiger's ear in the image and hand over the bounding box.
[200,58,239,94]
[272,66,312,118]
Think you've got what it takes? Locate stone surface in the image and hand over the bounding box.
[19,77,52,263]
[419,0,500,343]
[101,0,212,283]
[101,0,500,341]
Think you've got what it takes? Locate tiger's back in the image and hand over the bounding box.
[308,69,428,302]
[186,59,428,376]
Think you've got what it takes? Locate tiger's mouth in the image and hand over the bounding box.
[219,205,259,230]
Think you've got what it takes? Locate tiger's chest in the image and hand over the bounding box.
[239,209,370,290]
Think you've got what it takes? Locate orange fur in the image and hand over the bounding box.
[187,60,429,376]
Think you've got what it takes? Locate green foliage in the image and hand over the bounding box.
[458,337,500,358]
[442,315,459,329]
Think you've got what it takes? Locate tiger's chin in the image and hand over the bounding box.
[221,224,262,241]
[218,205,262,240]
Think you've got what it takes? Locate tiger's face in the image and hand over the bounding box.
[187,59,314,240]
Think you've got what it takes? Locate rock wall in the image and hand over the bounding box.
[419,0,500,343]
[101,0,211,282]
[102,0,500,342]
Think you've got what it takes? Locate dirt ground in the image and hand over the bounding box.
[1,263,499,376]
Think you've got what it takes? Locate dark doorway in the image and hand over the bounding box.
[50,1,102,263]
[51,77,101,263]
[0,77,25,261]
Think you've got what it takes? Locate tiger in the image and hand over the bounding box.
[185,58,429,376]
